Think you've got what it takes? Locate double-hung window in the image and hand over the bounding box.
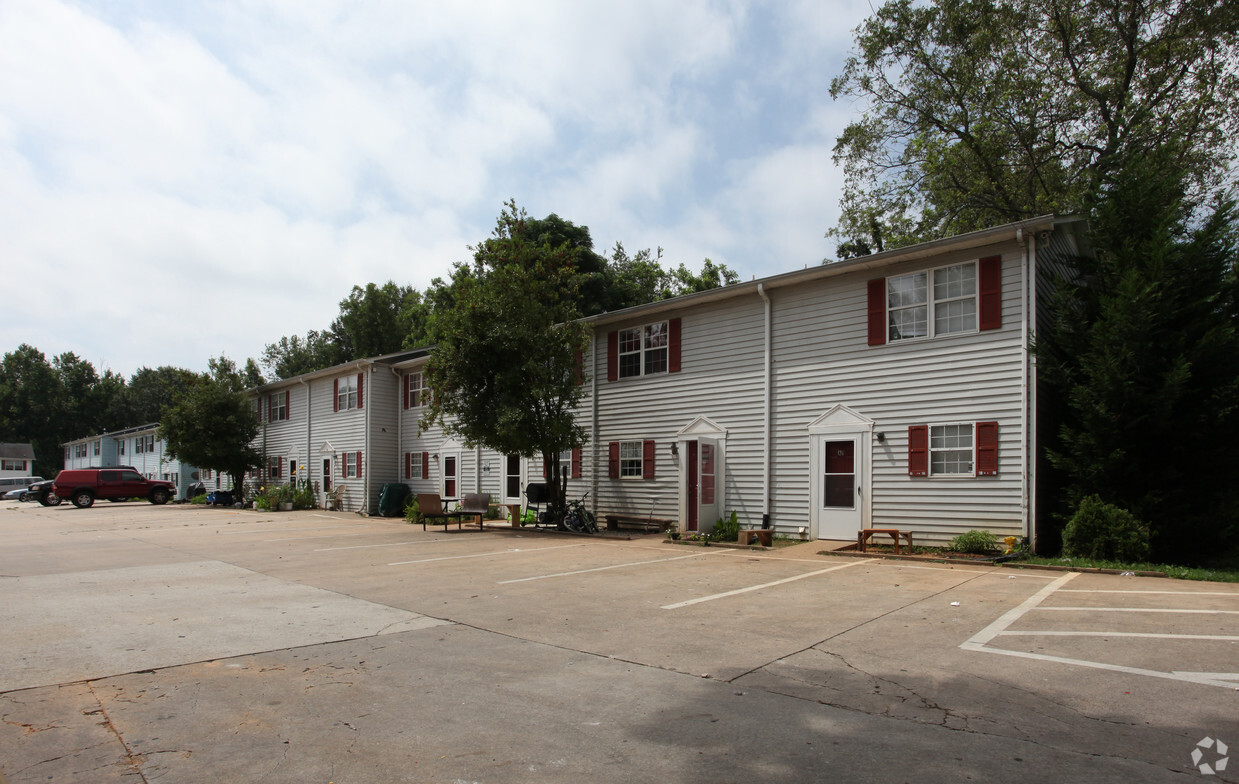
[619,441,644,477]
[405,371,427,408]
[908,422,998,477]
[337,376,358,411]
[870,257,1000,346]
[618,321,668,378]
[887,263,976,342]
[269,392,288,422]
[930,424,973,476]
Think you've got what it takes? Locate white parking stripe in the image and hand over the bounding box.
[389,543,584,566]
[498,550,727,584]
[1035,606,1239,615]
[962,572,1239,689]
[998,630,1239,641]
[1060,589,1239,596]
[661,559,873,609]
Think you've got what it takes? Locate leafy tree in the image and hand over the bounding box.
[830,0,1239,254]
[1037,150,1239,564]
[331,281,430,359]
[261,330,342,380]
[110,366,199,426]
[666,258,740,297]
[0,345,65,477]
[422,201,592,522]
[159,356,262,495]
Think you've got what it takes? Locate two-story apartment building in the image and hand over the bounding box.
[251,215,1082,547]
[62,424,199,500]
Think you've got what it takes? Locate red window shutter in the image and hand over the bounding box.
[357,373,365,409]
[908,425,929,477]
[267,395,272,421]
[607,331,618,381]
[976,421,999,476]
[867,279,887,346]
[668,317,682,373]
[356,452,363,479]
[608,442,619,479]
[333,379,339,412]
[979,256,1002,330]
[284,390,290,419]
[403,375,410,409]
[571,447,582,479]
[405,452,411,480]
[573,348,584,386]
[421,451,430,480]
[280,457,285,479]
[643,439,656,479]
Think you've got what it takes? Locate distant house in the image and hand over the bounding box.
[249,215,1084,547]
[61,425,199,500]
[0,443,36,478]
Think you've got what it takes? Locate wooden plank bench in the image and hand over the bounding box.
[738,529,773,547]
[857,528,913,554]
[603,514,675,533]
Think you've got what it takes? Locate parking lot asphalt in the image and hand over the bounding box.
[1,502,1237,783]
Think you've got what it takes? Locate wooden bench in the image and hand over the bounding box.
[857,528,913,554]
[503,503,523,528]
[416,493,464,531]
[459,493,490,529]
[603,514,675,533]
[738,529,774,547]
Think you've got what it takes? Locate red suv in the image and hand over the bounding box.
[52,468,176,509]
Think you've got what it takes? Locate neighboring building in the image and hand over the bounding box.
[0,443,36,478]
[61,425,199,500]
[250,215,1083,548]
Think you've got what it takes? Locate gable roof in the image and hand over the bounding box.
[0,443,36,460]
[586,214,1083,328]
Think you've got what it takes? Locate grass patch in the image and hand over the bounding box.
[1015,555,1239,583]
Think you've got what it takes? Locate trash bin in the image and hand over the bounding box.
[378,482,410,518]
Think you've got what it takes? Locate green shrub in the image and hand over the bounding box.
[709,511,740,542]
[1062,495,1150,562]
[948,529,1000,555]
[403,495,420,524]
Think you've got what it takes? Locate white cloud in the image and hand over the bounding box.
[0,0,872,378]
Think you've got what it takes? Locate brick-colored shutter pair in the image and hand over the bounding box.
[868,256,1003,345]
[606,318,682,380]
[607,441,655,479]
[907,422,998,476]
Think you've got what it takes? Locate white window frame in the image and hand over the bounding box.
[619,441,643,478]
[929,423,974,477]
[337,376,358,411]
[888,262,977,342]
[407,371,427,407]
[269,393,288,422]
[618,321,669,378]
[343,452,360,479]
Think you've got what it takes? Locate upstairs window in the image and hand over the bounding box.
[269,392,288,422]
[405,371,427,408]
[608,318,681,380]
[334,373,364,412]
[869,257,1001,346]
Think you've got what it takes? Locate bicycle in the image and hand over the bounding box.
[562,491,598,534]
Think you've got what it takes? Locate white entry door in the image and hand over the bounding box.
[814,436,864,539]
[697,437,721,530]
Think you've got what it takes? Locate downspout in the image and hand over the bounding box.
[1016,227,1033,550]
[757,283,772,524]
[360,362,370,515]
[390,366,402,490]
[590,333,599,519]
[1027,230,1039,551]
[299,377,311,499]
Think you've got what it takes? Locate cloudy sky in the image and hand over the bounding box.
[1,0,873,380]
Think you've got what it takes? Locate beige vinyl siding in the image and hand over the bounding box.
[591,297,767,526]
[770,245,1026,545]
